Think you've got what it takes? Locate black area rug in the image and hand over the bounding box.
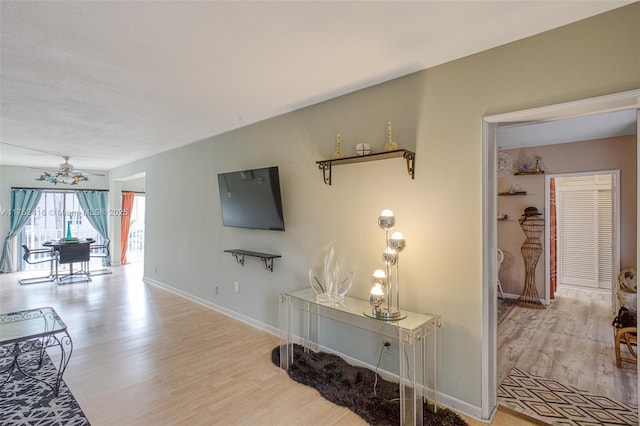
[0,348,90,425]
[272,344,467,426]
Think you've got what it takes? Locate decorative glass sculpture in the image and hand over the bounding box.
[308,243,353,304]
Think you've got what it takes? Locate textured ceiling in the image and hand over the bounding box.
[0,1,634,172]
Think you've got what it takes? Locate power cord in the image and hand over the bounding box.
[373,341,391,396]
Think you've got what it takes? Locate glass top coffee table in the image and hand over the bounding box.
[0,307,73,396]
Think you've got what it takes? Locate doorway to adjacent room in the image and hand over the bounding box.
[481,89,640,420]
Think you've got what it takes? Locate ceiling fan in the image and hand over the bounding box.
[32,156,105,185]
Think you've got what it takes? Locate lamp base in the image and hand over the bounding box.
[364,307,406,321]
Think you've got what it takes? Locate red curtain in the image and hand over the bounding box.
[120,192,135,265]
[549,178,557,299]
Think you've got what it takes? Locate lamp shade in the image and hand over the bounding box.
[371,268,387,286]
[369,283,385,308]
[389,232,406,252]
[378,209,395,230]
[382,247,397,266]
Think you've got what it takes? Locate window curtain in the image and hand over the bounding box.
[549,178,557,300]
[76,190,110,266]
[120,192,135,265]
[0,188,42,273]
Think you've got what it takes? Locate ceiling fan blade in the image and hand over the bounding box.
[30,167,59,173]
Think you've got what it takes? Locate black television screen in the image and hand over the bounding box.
[217,166,285,231]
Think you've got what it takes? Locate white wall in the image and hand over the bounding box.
[29,3,640,418]
[121,176,145,193]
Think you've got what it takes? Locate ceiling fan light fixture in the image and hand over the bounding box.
[30,155,104,185]
[36,171,88,185]
[35,156,91,185]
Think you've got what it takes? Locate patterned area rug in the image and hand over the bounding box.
[0,349,90,425]
[498,368,638,425]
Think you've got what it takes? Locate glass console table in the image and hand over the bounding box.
[279,288,441,426]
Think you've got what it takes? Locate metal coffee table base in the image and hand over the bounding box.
[0,308,73,396]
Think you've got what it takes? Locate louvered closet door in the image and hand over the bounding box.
[557,175,613,290]
[558,189,598,288]
[597,187,613,290]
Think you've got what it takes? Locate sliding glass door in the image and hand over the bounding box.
[18,191,104,271]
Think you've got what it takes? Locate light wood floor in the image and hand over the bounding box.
[498,286,638,407]
[1,264,537,425]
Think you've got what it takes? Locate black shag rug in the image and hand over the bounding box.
[272,344,467,426]
[0,347,90,425]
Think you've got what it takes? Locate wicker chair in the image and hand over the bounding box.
[614,268,637,368]
[614,327,637,367]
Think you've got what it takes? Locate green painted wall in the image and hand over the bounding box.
[109,4,640,415]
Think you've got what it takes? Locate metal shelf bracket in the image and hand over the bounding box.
[224,249,281,272]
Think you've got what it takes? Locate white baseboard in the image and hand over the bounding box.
[440,393,487,423]
[143,276,280,337]
[501,292,519,300]
[502,292,548,306]
[143,275,488,422]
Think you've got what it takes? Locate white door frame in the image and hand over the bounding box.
[481,89,639,420]
[545,170,620,308]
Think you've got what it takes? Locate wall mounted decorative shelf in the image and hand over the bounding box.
[316,149,415,185]
[224,249,281,272]
[514,171,544,175]
[498,191,527,196]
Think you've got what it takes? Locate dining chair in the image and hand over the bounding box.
[89,239,112,276]
[18,244,57,285]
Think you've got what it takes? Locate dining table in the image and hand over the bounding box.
[43,238,94,284]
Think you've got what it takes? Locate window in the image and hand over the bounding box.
[18,191,105,271]
[126,194,145,263]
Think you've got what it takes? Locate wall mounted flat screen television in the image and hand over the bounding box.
[217,166,285,231]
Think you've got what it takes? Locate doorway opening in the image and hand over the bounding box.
[114,172,146,267]
[482,89,640,420]
[122,193,145,264]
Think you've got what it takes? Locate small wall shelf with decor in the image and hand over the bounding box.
[514,171,545,176]
[224,249,281,272]
[316,149,415,185]
[498,191,527,196]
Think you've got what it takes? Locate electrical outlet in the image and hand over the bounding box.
[383,340,392,352]
[234,281,240,293]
